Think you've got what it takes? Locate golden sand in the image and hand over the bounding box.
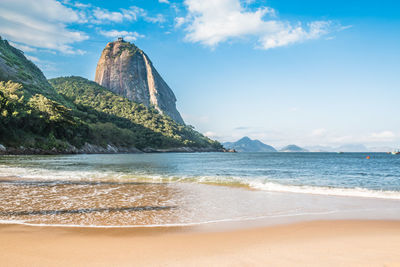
[1,220,400,266]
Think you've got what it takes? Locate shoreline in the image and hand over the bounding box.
[0,145,225,155]
[1,220,399,266]
[1,175,400,228]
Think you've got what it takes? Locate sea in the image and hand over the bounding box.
[0,152,399,228]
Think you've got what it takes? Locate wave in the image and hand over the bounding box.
[160,175,400,200]
[1,165,400,200]
[246,181,400,200]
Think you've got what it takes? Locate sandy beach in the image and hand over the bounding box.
[1,220,400,266]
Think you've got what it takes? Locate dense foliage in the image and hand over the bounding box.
[0,78,221,150]
[0,81,86,149]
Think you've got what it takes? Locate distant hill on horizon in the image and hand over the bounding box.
[335,144,369,153]
[223,137,277,152]
[279,144,308,152]
[304,144,395,152]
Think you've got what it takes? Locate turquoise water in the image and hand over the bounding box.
[0,152,399,227]
[1,152,399,196]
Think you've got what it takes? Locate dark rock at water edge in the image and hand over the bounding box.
[0,143,223,155]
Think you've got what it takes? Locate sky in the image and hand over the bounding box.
[0,0,399,149]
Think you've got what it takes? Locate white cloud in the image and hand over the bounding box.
[204,131,218,138]
[92,6,165,24]
[92,6,144,23]
[0,0,88,54]
[311,128,327,137]
[259,21,331,50]
[327,131,397,145]
[175,17,186,28]
[145,14,166,23]
[181,0,334,49]
[9,42,37,52]
[159,0,170,3]
[0,2,160,54]
[339,25,353,31]
[93,8,126,23]
[25,55,40,63]
[371,131,395,139]
[73,2,91,9]
[99,30,145,42]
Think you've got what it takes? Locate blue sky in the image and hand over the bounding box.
[0,0,399,148]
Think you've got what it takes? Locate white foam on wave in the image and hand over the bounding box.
[1,165,400,200]
[246,180,400,200]
[154,175,400,200]
[0,165,132,181]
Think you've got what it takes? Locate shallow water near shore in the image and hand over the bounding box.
[0,152,399,227]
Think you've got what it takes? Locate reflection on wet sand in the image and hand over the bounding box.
[0,206,176,216]
[0,178,184,226]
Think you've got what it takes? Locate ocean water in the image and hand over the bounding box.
[0,152,399,227]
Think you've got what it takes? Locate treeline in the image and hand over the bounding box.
[0,77,221,150]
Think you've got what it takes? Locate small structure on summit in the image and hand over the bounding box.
[117,37,124,42]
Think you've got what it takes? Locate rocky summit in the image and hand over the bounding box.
[95,38,184,124]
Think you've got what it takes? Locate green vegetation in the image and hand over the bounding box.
[0,77,221,151]
[105,40,140,58]
[0,81,86,149]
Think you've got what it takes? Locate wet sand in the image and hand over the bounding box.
[2,176,400,228]
[1,220,400,266]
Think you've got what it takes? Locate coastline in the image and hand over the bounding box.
[0,144,224,155]
[1,220,399,266]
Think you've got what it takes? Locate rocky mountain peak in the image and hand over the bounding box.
[94,39,184,124]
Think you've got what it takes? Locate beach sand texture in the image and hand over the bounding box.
[1,220,400,266]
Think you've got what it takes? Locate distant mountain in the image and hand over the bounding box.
[279,144,308,152]
[223,137,277,152]
[336,144,369,152]
[368,146,394,152]
[304,145,335,152]
[303,144,394,152]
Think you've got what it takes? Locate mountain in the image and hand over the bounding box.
[368,146,394,152]
[296,144,395,152]
[279,144,308,152]
[223,137,277,152]
[0,37,221,153]
[95,38,184,124]
[335,144,369,152]
[0,37,66,104]
[304,145,335,152]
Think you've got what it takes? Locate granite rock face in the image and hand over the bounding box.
[95,39,184,124]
